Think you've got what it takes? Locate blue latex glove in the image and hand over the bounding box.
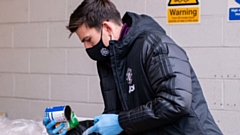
[82,114,123,135]
[42,117,68,135]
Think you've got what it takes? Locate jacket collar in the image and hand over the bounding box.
[109,12,166,59]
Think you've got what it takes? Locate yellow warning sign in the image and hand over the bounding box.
[168,0,199,6]
[167,7,200,24]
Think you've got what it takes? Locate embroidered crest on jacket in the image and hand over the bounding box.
[126,68,135,93]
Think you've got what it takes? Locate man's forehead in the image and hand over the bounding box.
[77,24,89,34]
[76,24,90,39]
[76,24,100,41]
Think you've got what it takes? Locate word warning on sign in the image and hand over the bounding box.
[167,0,200,24]
[168,7,199,23]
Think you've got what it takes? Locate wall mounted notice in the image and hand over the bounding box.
[167,0,200,24]
[228,0,240,21]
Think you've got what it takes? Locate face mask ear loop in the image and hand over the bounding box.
[110,35,112,41]
[100,29,103,40]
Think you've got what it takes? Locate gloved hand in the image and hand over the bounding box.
[82,114,123,135]
[42,117,68,135]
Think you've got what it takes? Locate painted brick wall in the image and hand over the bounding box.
[0,0,239,134]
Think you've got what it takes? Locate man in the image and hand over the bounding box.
[43,0,223,135]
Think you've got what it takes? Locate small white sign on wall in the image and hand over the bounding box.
[228,0,240,21]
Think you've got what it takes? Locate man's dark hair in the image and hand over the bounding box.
[67,0,122,37]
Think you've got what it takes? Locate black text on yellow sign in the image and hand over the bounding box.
[168,0,199,6]
[167,7,199,24]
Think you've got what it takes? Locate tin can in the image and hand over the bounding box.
[45,105,72,122]
[56,111,79,133]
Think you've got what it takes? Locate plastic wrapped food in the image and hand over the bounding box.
[0,116,47,135]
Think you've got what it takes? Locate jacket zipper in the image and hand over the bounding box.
[112,45,128,110]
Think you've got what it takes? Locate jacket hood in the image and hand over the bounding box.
[109,12,166,59]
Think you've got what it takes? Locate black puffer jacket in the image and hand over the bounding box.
[68,12,223,135]
[97,12,223,135]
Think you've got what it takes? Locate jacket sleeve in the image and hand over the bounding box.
[118,33,193,133]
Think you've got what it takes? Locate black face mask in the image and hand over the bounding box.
[86,36,110,62]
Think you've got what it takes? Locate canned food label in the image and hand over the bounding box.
[45,105,70,122]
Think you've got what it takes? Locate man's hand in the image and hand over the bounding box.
[42,117,68,135]
[82,114,123,135]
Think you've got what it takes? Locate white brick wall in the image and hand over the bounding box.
[15,74,49,99]
[224,22,240,46]
[13,23,48,48]
[50,75,88,102]
[0,74,14,97]
[0,0,28,23]
[30,0,67,22]
[67,49,98,75]
[67,0,83,19]
[0,98,30,119]
[30,49,67,73]
[0,25,12,48]
[200,79,224,110]
[146,0,167,17]
[0,0,239,134]
[212,110,240,135]
[224,80,240,111]
[171,16,223,47]
[0,49,29,72]
[49,21,81,48]
[185,48,240,78]
[111,0,146,16]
